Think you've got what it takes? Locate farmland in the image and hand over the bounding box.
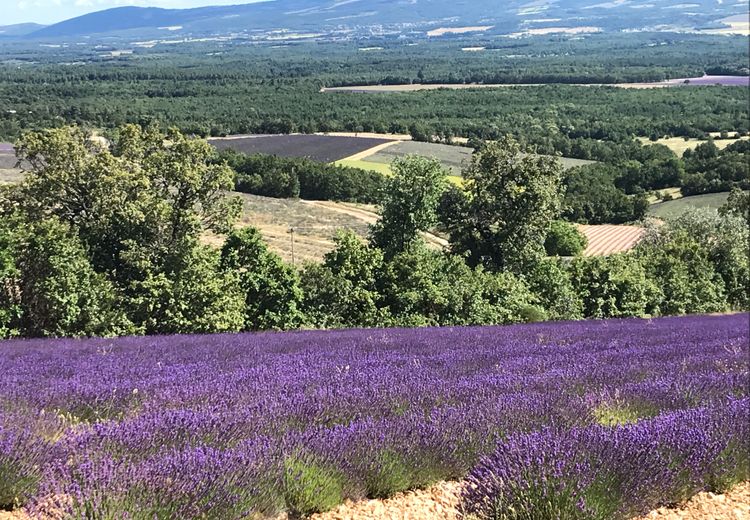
[369,142,595,172]
[1,314,747,519]
[205,193,376,264]
[636,134,750,156]
[578,224,645,256]
[647,192,733,220]
[211,134,593,178]
[206,192,644,263]
[320,75,750,93]
[209,135,393,163]
[0,148,20,185]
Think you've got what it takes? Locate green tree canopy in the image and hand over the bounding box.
[5,124,245,336]
[544,221,588,257]
[449,137,564,272]
[15,125,240,280]
[221,227,305,331]
[14,218,131,337]
[370,156,448,257]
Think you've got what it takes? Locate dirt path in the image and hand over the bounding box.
[339,141,402,162]
[309,481,462,520]
[315,132,413,141]
[637,482,750,519]
[301,200,449,248]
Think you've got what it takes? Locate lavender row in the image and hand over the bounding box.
[0,314,748,517]
[462,398,749,520]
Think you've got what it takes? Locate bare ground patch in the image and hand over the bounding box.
[427,26,493,37]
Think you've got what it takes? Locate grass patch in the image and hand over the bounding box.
[594,402,657,426]
[364,451,413,498]
[283,456,344,517]
[647,192,732,220]
[334,159,393,175]
[336,158,463,187]
[637,135,750,157]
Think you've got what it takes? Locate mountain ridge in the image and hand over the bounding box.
[14,0,750,41]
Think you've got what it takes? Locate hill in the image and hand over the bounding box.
[24,0,749,40]
[0,23,46,37]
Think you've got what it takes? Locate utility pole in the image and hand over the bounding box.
[289,227,295,266]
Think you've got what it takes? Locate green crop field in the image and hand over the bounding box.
[335,159,394,175]
[336,158,464,185]
[647,192,732,219]
[364,141,473,175]
[353,141,595,177]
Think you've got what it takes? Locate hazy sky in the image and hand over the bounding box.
[5,0,266,26]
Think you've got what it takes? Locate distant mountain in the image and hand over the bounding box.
[21,0,750,40]
[0,23,46,37]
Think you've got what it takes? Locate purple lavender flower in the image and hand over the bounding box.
[0,313,746,517]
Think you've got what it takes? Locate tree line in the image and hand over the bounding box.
[222,151,384,203]
[1,126,747,339]
[213,133,749,226]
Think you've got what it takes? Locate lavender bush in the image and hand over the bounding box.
[0,313,747,518]
[0,413,58,510]
[461,399,749,520]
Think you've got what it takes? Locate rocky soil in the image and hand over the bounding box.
[310,481,750,520]
[2,481,747,520]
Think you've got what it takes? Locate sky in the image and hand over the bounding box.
[4,0,266,26]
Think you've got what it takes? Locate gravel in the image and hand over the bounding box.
[307,481,750,520]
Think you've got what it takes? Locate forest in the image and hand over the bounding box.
[0,33,749,144]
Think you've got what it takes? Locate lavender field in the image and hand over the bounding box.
[208,135,393,163]
[1,314,748,519]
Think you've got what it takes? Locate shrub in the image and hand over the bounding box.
[544,221,588,257]
[569,254,658,318]
[363,450,413,499]
[518,305,548,323]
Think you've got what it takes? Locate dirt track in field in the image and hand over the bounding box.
[303,200,449,249]
[3,482,747,519]
[339,141,402,162]
[306,481,750,520]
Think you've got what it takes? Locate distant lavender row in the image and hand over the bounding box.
[0,314,748,517]
[666,75,750,87]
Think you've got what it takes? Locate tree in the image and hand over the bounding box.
[544,221,588,257]
[301,231,386,329]
[450,137,563,272]
[569,254,658,319]
[370,156,447,257]
[378,244,486,326]
[126,246,245,335]
[16,125,241,279]
[0,216,21,338]
[644,209,748,311]
[563,164,647,224]
[15,219,131,338]
[719,188,750,225]
[436,184,470,232]
[11,124,244,335]
[636,228,727,315]
[220,227,305,331]
[526,259,583,321]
